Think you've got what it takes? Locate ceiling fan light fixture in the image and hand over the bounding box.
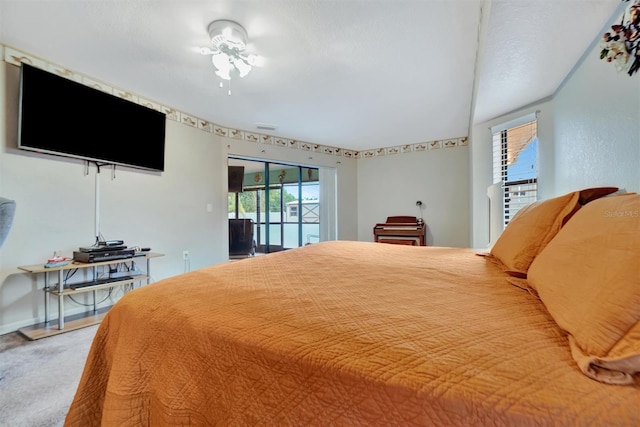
[233,57,252,78]
[211,52,233,80]
[201,19,258,83]
[209,20,247,50]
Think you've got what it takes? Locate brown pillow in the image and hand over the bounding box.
[528,193,640,385]
[578,186,618,205]
[489,191,581,275]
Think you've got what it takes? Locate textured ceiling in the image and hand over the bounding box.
[474,0,621,124]
[0,0,622,151]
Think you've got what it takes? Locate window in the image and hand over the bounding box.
[492,116,538,225]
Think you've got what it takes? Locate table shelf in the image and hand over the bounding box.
[17,253,163,340]
[46,274,149,296]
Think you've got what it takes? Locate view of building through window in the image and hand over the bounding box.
[492,119,538,225]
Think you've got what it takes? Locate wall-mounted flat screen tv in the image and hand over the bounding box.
[18,63,166,172]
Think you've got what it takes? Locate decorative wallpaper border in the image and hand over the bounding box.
[2,44,468,160]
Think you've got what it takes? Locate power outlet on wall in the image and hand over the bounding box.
[182,250,189,261]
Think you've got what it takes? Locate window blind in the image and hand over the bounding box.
[492,120,538,225]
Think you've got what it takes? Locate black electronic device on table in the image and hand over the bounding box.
[78,245,127,253]
[78,239,127,253]
[73,249,135,263]
[101,240,125,246]
[133,248,151,257]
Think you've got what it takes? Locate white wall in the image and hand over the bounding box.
[553,42,640,194]
[0,59,358,334]
[357,146,470,247]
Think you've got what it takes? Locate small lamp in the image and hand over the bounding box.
[416,200,424,225]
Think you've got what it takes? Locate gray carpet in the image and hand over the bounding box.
[0,325,98,427]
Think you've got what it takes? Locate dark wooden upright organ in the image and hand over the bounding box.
[373,216,426,246]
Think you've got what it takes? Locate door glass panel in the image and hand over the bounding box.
[255,188,266,250]
[267,185,283,251]
[301,180,320,244]
[282,182,300,248]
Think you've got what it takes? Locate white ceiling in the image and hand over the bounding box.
[0,0,621,152]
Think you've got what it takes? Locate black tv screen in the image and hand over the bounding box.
[18,63,166,172]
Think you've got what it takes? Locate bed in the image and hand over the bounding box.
[65,189,640,426]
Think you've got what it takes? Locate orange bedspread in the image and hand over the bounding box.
[65,241,640,426]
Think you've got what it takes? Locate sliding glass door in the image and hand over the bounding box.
[228,157,320,255]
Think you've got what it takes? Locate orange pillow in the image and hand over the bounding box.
[528,193,640,385]
[489,191,580,275]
